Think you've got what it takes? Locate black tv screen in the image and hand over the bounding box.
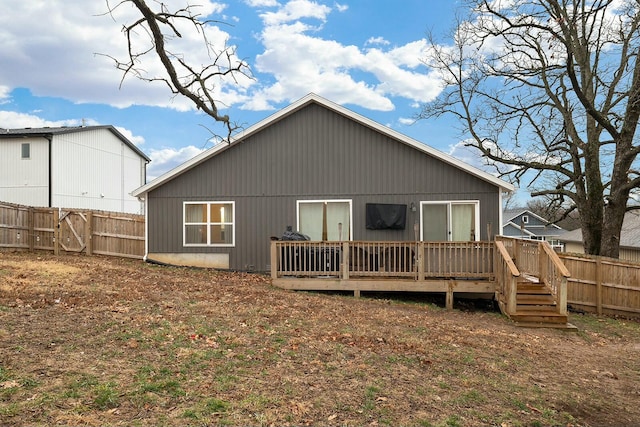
[366,203,407,230]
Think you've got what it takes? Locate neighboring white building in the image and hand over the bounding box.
[0,126,150,214]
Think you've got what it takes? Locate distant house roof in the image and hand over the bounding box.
[560,211,640,249]
[0,125,150,162]
[132,93,515,197]
[502,208,563,229]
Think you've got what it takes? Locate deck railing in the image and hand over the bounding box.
[271,240,495,280]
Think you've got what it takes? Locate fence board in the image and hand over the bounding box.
[0,202,144,259]
[560,253,640,318]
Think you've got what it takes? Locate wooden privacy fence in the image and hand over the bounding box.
[0,202,144,259]
[559,253,640,318]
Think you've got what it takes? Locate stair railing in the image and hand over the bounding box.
[538,241,571,315]
[494,239,520,315]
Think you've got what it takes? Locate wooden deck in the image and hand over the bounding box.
[271,238,572,327]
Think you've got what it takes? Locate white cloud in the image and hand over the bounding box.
[334,3,348,12]
[365,36,390,46]
[0,86,10,104]
[0,0,447,122]
[245,0,445,111]
[245,0,279,7]
[0,110,84,128]
[260,0,332,25]
[0,0,245,112]
[147,146,205,180]
[115,126,145,146]
[398,117,415,125]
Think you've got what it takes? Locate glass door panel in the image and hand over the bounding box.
[451,203,475,241]
[422,203,448,241]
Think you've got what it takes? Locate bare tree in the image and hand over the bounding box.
[419,0,640,257]
[103,0,252,142]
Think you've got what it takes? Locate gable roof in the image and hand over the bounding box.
[559,211,640,249]
[502,208,563,229]
[0,125,150,162]
[132,93,514,197]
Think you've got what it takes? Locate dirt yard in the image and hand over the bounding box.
[1,251,639,426]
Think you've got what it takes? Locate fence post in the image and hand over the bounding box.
[596,257,603,315]
[28,207,34,252]
[53,210,59,256]
[85,211,93,256]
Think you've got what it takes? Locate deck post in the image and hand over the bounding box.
[558,276,568,315]
[270,241,278,280]
[416,242,424,280]
[506,276,517,315]
[342,241,349,280]
[446,282,454,310]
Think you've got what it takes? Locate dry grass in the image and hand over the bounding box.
[1,251,639,426]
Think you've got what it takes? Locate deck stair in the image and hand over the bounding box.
[509,275,570,328]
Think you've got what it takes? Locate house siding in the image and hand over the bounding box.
[0,137,50,207]
[147,103,502,271]
[51,128,145,213]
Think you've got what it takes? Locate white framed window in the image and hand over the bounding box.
[297,200,352,241]
[522,215,529,224]
[420,201,480,241]
[183,201,235,247]
[21,143,30,159]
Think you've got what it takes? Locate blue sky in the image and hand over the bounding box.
[0,0,497,189]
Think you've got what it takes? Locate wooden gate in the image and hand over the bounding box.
[57,210,89,253]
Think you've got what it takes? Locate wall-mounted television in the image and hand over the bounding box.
[365,203,407,230]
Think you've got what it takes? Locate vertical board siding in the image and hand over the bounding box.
[50,129,144,213]
[148,103,502,271]
[0,137,50,207]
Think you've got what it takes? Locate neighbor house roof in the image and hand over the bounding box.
[559,211,640,249]
[132,93,514,197]
[0,125,151,162]
[502,208,563,229]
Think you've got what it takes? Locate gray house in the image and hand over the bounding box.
[132,93,514,271]
[502,209,566,249]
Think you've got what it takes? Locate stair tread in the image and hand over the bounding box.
[512,310,565,316]
[517,297,556,304]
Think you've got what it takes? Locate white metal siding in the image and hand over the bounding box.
[0,137,49,206]
[50,129,145,213]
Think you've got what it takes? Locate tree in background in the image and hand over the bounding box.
[104,0,252,142]
[419,0,640,257]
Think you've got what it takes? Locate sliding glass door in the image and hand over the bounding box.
[421,201,479,241]
[298,200,352,241]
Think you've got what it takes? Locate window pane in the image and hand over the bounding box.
[21,143,30,159]
[185,225,207,244]
[451,204,475,241]
[210,225,233,244]
[299,203,324,240]
[185,204,206,222]
[422,204,448,241]
[326,202,350,240]
[210,203,233,223]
